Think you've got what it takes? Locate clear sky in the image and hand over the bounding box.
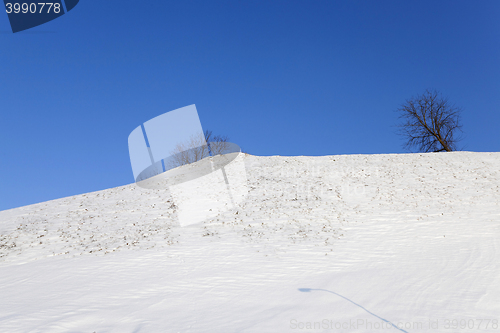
[1,0,499,211]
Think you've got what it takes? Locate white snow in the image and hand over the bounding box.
[1,152,499,332]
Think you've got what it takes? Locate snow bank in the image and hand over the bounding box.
[1,152,499,332]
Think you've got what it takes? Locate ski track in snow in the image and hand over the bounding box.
[0,152,499,332]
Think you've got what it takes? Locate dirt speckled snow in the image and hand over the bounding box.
[1,152,499,332]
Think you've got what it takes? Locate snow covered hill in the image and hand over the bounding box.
[1,152,499,332]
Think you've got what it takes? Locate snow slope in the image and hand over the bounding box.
[1,152,499,332]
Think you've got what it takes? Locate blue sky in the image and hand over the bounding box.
[1,0,499,211]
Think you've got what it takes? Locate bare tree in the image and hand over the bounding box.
[167,130,230,169]
[204,130,230,156]
[397,89,463,152]
[167,133,209,169]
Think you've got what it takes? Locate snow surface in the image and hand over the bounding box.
[1,152,499,332]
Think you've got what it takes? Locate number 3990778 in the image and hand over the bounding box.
[5,3,61,14]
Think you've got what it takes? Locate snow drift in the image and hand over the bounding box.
[1,152,499,332]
